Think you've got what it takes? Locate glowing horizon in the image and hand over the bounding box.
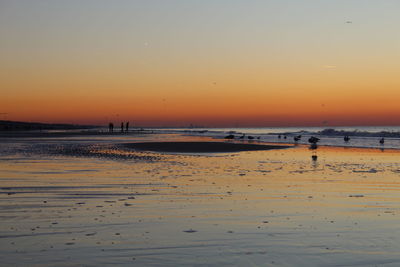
[1,1,400,127]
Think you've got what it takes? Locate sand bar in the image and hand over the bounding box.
[123,141,292,153]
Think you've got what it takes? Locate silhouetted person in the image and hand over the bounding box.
[121,122,124,132]
[126,122,129,132]
[109,123,114,133]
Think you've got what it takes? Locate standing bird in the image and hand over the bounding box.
[224,134,235,139]
[308,137,319,161]
[294,135,302,141]
[344,136,350,142]
[239,134,245,139]
[379,138,385,145]
[308,136,320,144]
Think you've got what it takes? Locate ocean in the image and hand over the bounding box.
[149,126,400,150]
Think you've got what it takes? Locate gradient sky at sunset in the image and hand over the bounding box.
[1,0,400,127]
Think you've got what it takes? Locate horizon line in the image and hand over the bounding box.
[2,119,400,129]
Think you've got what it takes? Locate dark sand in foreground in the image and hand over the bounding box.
[124,141,292,153]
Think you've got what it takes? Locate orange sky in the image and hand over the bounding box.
[1,1,400,127]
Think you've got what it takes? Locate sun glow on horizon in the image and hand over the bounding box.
[1,1,400,127]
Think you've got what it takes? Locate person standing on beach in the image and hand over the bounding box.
[126,122,129,132]
[121,122,124,132]
[109,122,114,133]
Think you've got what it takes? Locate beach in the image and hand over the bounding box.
[3,0,399,265]
[1,132,400,266]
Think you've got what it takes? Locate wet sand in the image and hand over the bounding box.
[1,134,400,266]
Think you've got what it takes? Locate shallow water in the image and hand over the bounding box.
[1,134,400,266]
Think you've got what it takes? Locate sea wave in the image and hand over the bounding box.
[317,128,400,138]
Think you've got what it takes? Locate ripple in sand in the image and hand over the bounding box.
[183,229,197,233]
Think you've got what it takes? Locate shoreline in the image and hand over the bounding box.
[0,130,399,153]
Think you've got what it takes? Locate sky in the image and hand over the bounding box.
[1,0,400,127]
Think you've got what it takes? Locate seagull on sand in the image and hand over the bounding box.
[294,135,302,142]
[308,136,320,144]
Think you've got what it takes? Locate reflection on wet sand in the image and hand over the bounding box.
[1,135,400,266]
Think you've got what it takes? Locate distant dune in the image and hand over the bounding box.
[0,120,98,131]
